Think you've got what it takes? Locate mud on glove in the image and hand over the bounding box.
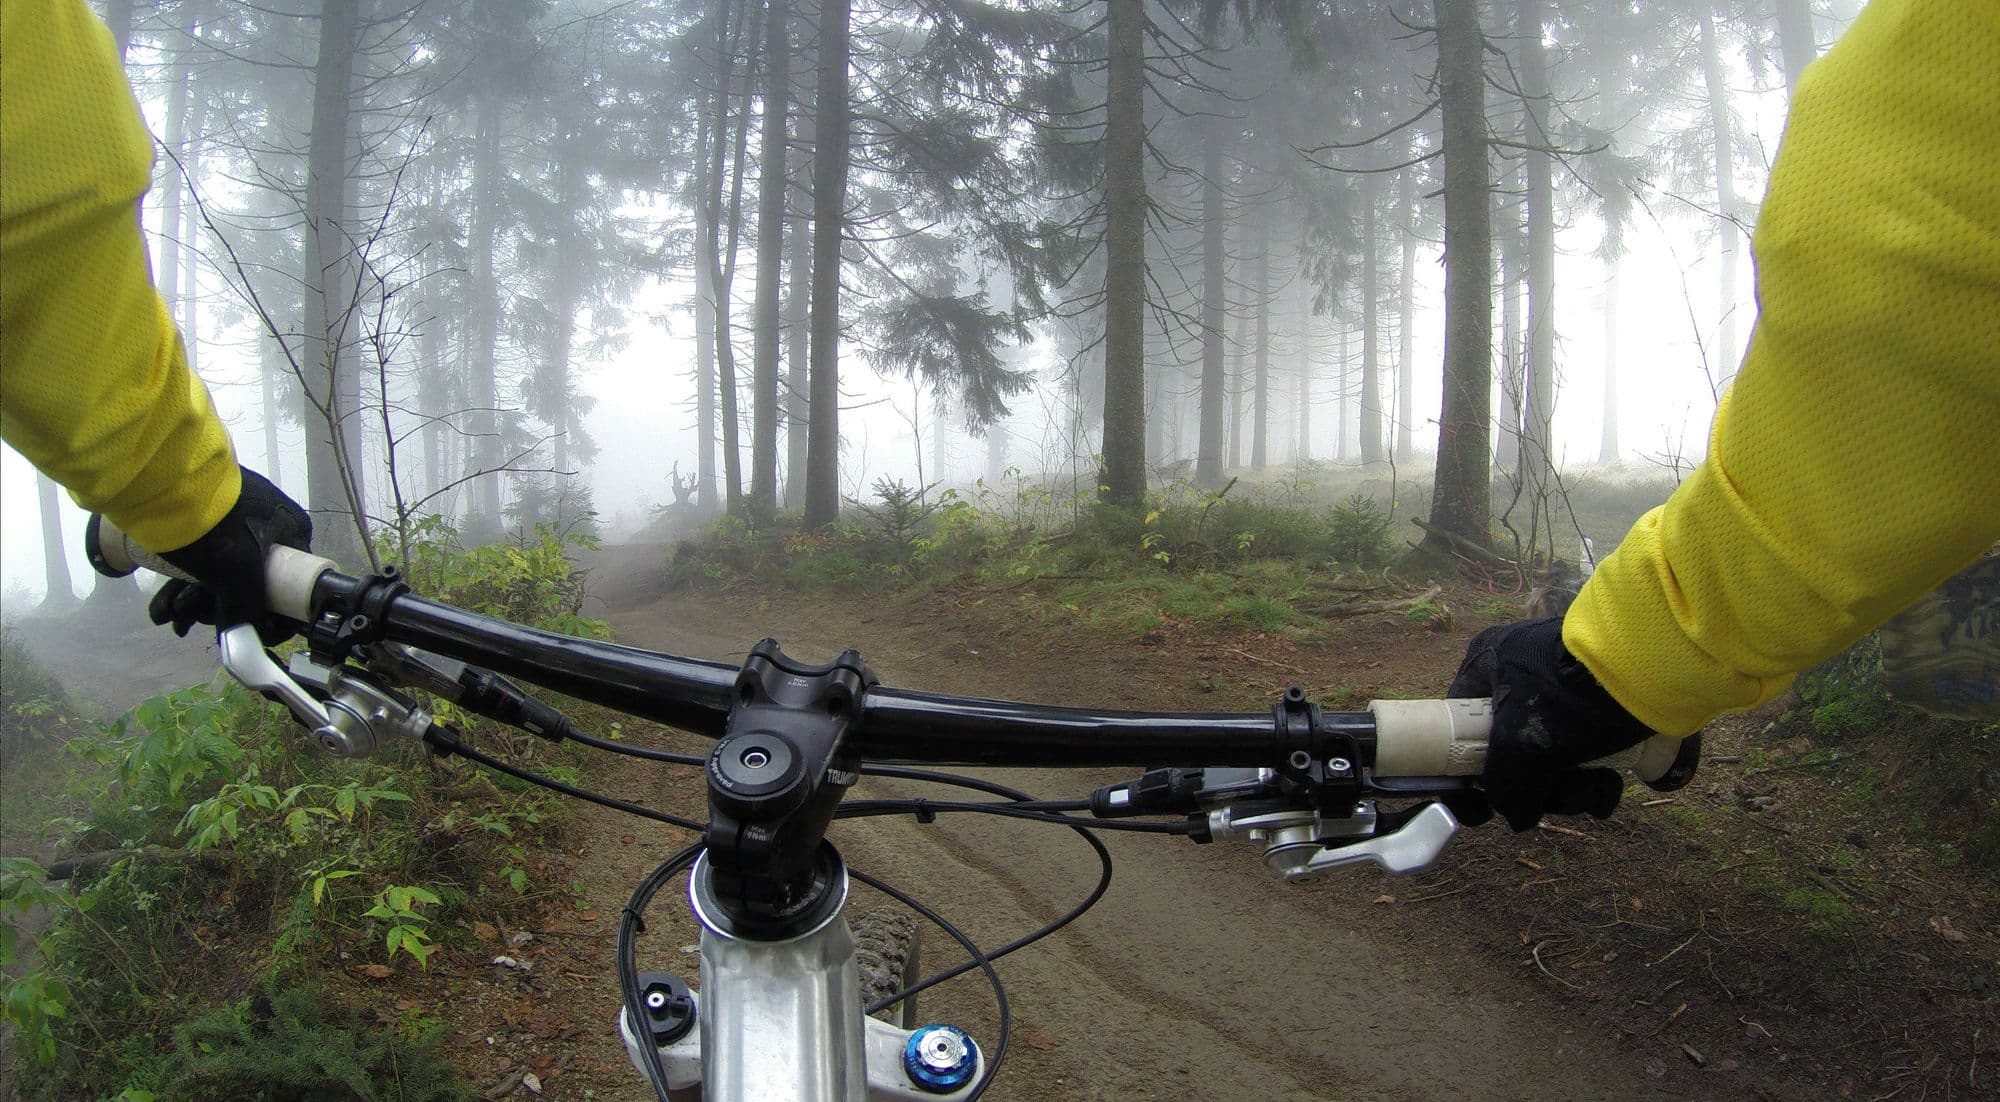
[149,467,312,644]
[1447,616,1657,831]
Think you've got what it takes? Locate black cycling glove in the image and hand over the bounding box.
[1447,616,1657,831]
[150,466,312,644]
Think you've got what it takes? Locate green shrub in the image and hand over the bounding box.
[170,984,466,1102]
[1328,494,1394,569]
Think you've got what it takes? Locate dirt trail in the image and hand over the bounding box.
[551,543,1695,1102]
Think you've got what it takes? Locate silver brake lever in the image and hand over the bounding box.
[1291,802,1460,880]
[217,623,342,749]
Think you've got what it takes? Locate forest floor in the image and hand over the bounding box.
[7,541,1995,1100]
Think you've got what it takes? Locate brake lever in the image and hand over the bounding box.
[217,624,344,751]
[1206,799,1460,881]
[1291,803,1459,879]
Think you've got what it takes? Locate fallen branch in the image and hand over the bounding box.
[36,846,233,881]
[1322,584,1444,618]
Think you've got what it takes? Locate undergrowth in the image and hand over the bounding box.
[1,519,603,1099]
[668,474,1407,639]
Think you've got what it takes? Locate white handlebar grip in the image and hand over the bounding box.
[1370,698,1694,788]
[1368,698,1494,776]
[83,514,336,624]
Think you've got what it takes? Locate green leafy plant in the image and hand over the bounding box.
[362,884,441,968]
[1329,493,1394,568]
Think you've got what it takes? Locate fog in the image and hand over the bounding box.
[3,0,1849,604]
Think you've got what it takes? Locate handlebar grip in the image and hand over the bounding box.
[83,514,337,625]
[1367,698,1699,792]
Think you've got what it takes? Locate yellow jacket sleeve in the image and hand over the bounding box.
[0,0,239,554]
[1564,0,2000,737]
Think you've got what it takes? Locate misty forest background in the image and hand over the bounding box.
[22,0,1853,598]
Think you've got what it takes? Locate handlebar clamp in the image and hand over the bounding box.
[1271,686,1363,816]
[306,567,409,664]
[702,640,880,937]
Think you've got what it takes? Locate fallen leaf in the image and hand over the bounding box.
[1371,894,1396,905]
[1630,896,1643,912]
[360,964,393,980]
[620,833,636,845]
[578,909,599,923]
[473,921,499,942]
[1930,915,1970,945]
[522,1072,543,1094]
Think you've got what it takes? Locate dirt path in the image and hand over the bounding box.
[531,543,1698,1101]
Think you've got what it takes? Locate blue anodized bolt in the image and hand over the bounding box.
[903,1024,979,1093]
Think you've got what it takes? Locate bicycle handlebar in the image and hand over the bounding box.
[81,515,1692,782]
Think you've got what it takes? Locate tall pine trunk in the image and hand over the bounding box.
[463,96,502,544]
[1772,0,1817,98]
[1599,256,1621,464]
[783,189,811,510]
[1249,226,1270,471]
[1421,0,1493,552]
[1494,158,1523,474]
[1099,0,1147,506]
[36,474,76,611]
[1520,0,1556,491]
[301,0,367,562]
[803,0,852,527]
[1396,173,1416,464]
[1194,120,1227,487]
[1700,9,1741,391]
[1360,181,1383,464]
[748,0,790,515]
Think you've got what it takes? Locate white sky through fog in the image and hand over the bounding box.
[1,35,1794,607]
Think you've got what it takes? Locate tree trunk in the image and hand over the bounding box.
[803,0,852,528]
[301,0,366,562]
[181,93,204,379]
[748,0,789,516]
[1599,256,1621,464]
[1227,288,1246,469]
[1098,0,1147,507]
[36,474,77,611]
[708,0,755,515]
[103,0,137,58]
[1360,180,1384,464]
[783,177,811,511]
[1296,333,1311,464]
[1194,120,1226,487]
[1250,226,1270,472]
[1772,0,1817,98]
[1520,0,1557,491]
[1336,324,1349,461]
[1700,9,1741,391]
[1396,173,1416,464]
[985,421,1007,483]
[1495,155,1523,474]
[1422,0,1493,553]
[463,96,502,544]
[158,28,189,311]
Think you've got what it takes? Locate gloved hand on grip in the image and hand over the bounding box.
[149,466,312,644]
[1447,616,1657,831]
